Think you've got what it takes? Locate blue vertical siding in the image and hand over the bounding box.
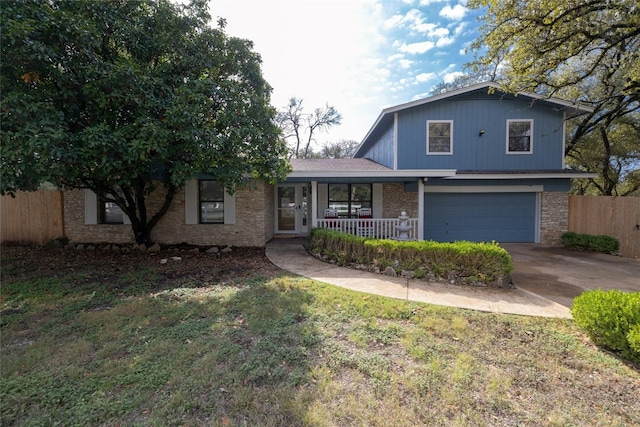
[359,122,395,169]
[396,93,565,171]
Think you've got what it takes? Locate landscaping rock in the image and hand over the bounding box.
[148,243,161,253]
[221,246,232,253]
[401,270,414,278]
[206,247,219,254]
[383,266,397,277]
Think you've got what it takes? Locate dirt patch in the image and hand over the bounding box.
[0,244,282,291]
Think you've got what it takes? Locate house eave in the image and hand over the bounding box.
[444,172,598,180]
[287,169,457,179]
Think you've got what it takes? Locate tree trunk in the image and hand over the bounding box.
[131,222,153,246]
[124,182,176,247]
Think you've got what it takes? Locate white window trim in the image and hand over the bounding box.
[506,119,534,154]
[84,189,131,225]
[426,120,453,155]
[185,179,235,225]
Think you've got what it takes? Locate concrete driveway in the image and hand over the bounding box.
[502,244,640,308]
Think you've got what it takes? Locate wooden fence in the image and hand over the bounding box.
[568,195,640,259]
[0,191,64,245]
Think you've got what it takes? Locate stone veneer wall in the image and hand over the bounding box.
[64,181,275,247]
[540,191,568,246]
[382,183,418,219]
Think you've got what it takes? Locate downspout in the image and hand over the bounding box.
[418,178,424,240]
[311,180,318,228]
[393,113,398,170]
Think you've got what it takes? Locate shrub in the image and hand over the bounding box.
[571,290,640,362]
[561,232,619,253]
[628,324,640,356]
[307,228,513,288]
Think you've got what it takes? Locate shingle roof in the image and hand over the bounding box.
[290,158,391,172]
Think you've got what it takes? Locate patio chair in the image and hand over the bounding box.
[324,208,340,231]
[357,208,373,237]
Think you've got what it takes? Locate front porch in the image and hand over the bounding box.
[316,217,419,240]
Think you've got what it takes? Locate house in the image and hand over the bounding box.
[63,82,594,246]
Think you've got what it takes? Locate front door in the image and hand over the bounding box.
[276,184,309,234]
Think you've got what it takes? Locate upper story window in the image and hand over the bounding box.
[507,119,533,154]
[101,200,125,224]
[328,183,372,218]
[199,180,224,223]
[427,120,453,155]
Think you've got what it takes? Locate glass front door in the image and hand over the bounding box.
[276,184,309,234]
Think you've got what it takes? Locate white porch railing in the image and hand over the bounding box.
[316,218,419,240]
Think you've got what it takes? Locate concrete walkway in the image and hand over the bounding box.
[265,239,572,319]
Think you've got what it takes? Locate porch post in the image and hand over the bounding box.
[311,180,318,228]
[417,178,424,240]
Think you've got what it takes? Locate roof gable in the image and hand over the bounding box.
[355,81,594,158]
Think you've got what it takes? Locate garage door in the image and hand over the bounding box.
[424,192,537,243]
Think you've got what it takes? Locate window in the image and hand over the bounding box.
[328,183,372,217]
[199,180,224,223]
[427,120,453,154]
[507,120,533,153]
[101,200,125,224]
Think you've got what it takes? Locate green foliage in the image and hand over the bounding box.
[2,246,640,426]
[468,0,640,196]
[469,0,639,97]
[571,290,640,362]
[0,0,289,244]
[307,228,513,287]
[628,324,640,356]
[561,232,620,253]
[567,116,640,196]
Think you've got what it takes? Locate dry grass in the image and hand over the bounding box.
[1,245,639,426]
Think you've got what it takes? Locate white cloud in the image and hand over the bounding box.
[436,36,455,47]
[415,72,436,82]
[209,0,483,142]
[440,4,468,20]
[399,59,414,69]
[412,90,431,100]
[384,9,422,29]
[399,41,436,54]
[415,23,449,38]
[454,21,468,36]
[444,71,464,83]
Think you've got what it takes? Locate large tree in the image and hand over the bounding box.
[319,139,360,159]
[1,0,289,245]
[567,112,640,196]
[468,0,640,195]
[276,98,342,159]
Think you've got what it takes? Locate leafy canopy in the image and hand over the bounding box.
[468,0,640,195]
[468,0,640,99]
[1,0,289,243]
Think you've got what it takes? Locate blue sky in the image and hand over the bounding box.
[210,0,485,146]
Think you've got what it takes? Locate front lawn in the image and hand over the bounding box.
[1,245,638,426]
